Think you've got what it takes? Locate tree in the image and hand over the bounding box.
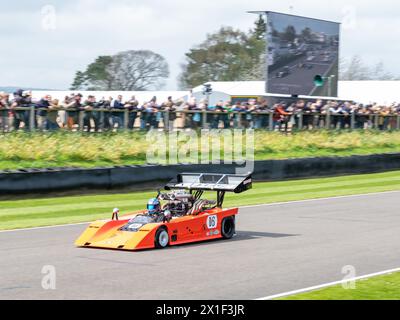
[107,50,170,91]
[371,62,397,80]
[340,55,370,80]
[243,15,267,81]
[178,17,267,89]
[70,56,113,90]
[178,27,253,89]
[253,14,266,41]
[340,55,398,80]
[71,50,169,91]
[70,71,87,90]
[85,56,113,90]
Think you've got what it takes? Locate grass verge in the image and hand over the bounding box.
[2,130,400,170]
[278,271,400,300]
[2,170,400,230]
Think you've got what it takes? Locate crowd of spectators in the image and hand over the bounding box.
[1,89,400,132]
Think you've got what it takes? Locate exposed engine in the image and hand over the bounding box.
[159,190,217,216]
[159,190,195,216]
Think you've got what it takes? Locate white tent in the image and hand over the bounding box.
[31,90,188,104]
[192,80,400,105]
[30,81,400,105]
[338,81,400,105]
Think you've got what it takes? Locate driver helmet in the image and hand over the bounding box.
[147,198,161,215]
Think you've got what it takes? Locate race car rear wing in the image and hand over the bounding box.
[165,173,253,194]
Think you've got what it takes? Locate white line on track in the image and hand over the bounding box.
[0,222,89,233]
[1,189,400,234]
[255,267,400,300]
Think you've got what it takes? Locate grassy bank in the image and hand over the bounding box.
[1,130,400,170]
[279,271,400,300]
[2,170,400,230]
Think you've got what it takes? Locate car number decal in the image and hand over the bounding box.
[207,215,218,229]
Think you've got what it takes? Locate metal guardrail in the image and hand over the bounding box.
[1,106,400,131]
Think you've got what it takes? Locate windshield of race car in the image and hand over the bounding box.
[120,215,154,232]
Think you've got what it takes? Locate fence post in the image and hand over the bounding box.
[29,106,35,131]
[100,108,105,132]
[351,112,356,130]
[298,112,303,131]
[397,115,400,130]
[374,115,379,129]
[202,110,207,129]
[326,111,331,130]
[164,111,169,132]
[237,113,243,129]
[180,111,185,129]
[269,112,274,131]
[124,109,129,130]
[79,111,84,131]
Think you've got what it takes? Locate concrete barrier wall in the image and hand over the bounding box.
[1,153,400,195]
[253,153,400,180]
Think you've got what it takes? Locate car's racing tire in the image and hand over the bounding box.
[221,216,235,239]
[155,227,169,249]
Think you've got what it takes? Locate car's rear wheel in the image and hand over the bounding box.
[155,228,169,249]
[221,216,235,239]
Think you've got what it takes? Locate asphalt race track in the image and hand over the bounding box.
[1,192,400,300]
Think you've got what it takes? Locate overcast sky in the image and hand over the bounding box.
[1,0,399,90]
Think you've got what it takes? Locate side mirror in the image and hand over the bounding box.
[112,208,120,221]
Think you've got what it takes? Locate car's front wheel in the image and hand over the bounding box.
[155,228,169,249]
[221,216,235,239]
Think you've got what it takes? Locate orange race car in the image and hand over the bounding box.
[75,173,252,251]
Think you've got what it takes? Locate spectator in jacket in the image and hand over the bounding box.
[47,99,61,131]
[95,96,113,131]
[273,103,292,132]
[329,102,346,129]
[254,100,269,129]
[0,93,10,132]
[230,102,244,128]
[147,97,160,129]
[378,106,391,130]
[184,97,198,128]
[64,93,82,130]
[81,95,99,131]
[125,95,139,130]
[111,95,125,129]
[161,96,177,131]
[10,89,31,131]
[36,95,52,130]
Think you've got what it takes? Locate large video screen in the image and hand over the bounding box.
[266,12,340,97]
